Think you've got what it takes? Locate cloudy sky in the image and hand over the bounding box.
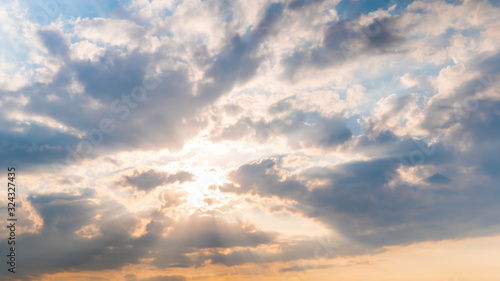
[1,0,500,280]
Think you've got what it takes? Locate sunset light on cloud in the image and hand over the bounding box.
[1,0,500,280]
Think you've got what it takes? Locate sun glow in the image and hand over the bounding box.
[182,166,230,208]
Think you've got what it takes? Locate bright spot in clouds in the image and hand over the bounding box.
[1,0,500,280]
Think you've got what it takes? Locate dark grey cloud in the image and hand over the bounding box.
[212,110,352,148]
[426,173,451,184]
[210,117,253,142]
[363,94,416,134]
[0,189,279,279]
[0,50,206,169]
[118,169,195,192]
[268,99,292,114]
[450,99,500,178]
[166,171,195,184]
[0,0,339,171]
[149,213,277,268]
[71,50,150,102]
[361,17,406,49]
[0,119,82,169]
[37,29,69,58]
[219,153,500,248]
[418,52,500,179]
[197,2,285,104]
[2,1,500,277]
[223,103,243,116]
[1,189,156,279]
[269,111,352,148]
[420,52,500,133]
[0,2,298,171]
[247,52,500,249]
[288,0,325,10]
[220,158,308,198]
[350,130,454,166]
[119,169,168,191]
[164,215,273,249]
[282,14,406,79]
[201,235,369,267]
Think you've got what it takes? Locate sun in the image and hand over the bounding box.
[182,167,229,208]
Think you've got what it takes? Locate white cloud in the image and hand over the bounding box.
[73,18,149,49]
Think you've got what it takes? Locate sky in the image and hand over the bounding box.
[0,0,500,280]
